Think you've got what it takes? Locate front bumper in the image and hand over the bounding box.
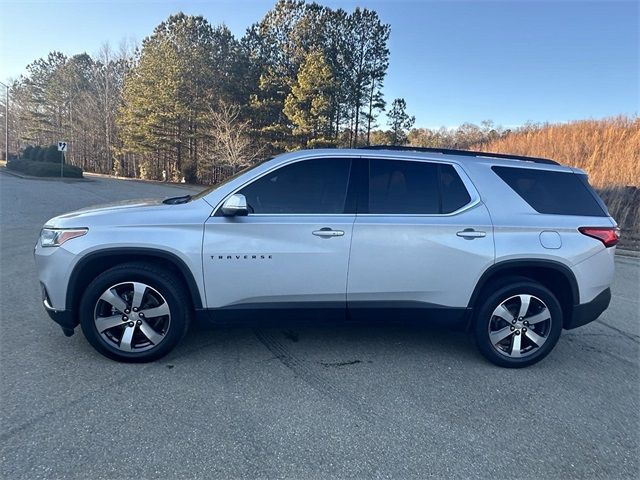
[41,283,77,336]
[45,308,76,336]
[35,240,77,311]
[565,287,611,330]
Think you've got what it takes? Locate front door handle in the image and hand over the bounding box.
[313,228,345,238]
[456,229,486,239]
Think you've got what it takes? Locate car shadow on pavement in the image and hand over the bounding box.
[172,316,479,365]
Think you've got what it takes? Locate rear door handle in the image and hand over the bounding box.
[313,228,345,238]
[456,229,486,239]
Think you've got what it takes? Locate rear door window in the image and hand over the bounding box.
[368,159,440,214]
[492,166,607,216]
[367,159,472,214]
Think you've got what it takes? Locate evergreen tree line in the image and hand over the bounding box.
[1,1,504,184]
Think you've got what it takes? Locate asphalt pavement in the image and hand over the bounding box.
[1,171,638,479]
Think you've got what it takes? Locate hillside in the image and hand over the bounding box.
[476,117,639,249]
[476,116,639,188]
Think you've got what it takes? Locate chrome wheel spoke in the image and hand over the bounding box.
[138,320,164,345]
[131,282,147,309]
[510,333,522,357]
[99,289,128,313]
[490,326,514,345]
[517,295,531,319]
[140,303,170,319]
[95,314,124,333]
[120,325,135,351]
[524,328,546,347]
[493,304,513,322]
[526,308,550,325]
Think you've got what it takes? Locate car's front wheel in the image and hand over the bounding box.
[79,262,190,362]
[474,279,563,368]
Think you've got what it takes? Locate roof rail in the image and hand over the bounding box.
[358,145,560,165]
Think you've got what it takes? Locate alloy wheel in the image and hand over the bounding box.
[487,294,552,359]
[93,282,171,353]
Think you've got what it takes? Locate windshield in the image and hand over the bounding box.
[191,158,273,200]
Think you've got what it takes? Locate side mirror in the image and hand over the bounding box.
[221,193,249,217]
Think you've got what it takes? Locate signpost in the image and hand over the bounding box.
[57,141,67,178]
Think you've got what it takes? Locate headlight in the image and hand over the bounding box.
[40,228,88,247]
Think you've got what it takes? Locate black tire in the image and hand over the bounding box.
[473,279,563,368]
[79,262,191,362]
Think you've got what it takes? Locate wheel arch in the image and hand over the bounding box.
[67,248,203,316]
[468,259,579,326]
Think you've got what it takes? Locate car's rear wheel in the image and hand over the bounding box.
[79,263,190,362]
[474,279,563,368]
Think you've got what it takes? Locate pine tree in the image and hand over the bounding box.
[387,98,415,145]
[344,8,390,147]
[18,52,68,145]
[244,3,390,150]
[7,2,397,182]
[118,36,182,180]
[243,0,309,152]
[117,13,245,181]
[283,50,335,147]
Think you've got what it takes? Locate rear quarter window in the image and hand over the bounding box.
[492,166,607,217]
[440,164,471,213]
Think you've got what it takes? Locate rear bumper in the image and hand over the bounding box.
[565,287,611,330]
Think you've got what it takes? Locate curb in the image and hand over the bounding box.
[83,172,202,190]
[616,249,640,258]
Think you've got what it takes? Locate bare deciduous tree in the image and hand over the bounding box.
[207,102,262,174]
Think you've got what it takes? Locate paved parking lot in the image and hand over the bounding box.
[1,171,638,479]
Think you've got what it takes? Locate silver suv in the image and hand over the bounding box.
[34,147,618,367]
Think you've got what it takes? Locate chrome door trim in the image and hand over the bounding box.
[355,198,482,218]
[230,198,481,218]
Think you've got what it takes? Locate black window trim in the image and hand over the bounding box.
[358,157,480,217]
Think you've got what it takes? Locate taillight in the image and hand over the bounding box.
[579,227,620,247]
